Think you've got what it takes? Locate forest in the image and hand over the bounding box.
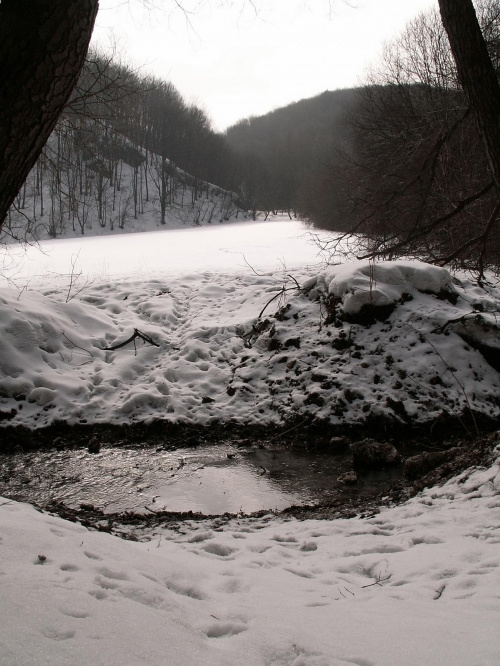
[3,52,246,241]
[227,0,500,275]
[5,0,500,276]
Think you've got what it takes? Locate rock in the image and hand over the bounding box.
[53,437,66,450]
[404,448,460,480]
[329,436,350,454]
[0,408,17,421]
[351,438,401,468]
[338,471,358,485]
[87,436,101,454]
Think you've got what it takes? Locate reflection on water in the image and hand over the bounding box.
[0,442,403,515]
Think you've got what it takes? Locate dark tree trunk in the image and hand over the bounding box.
[439,0,500,189]
[0,0,99,227]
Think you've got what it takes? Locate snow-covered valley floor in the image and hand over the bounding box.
[1,219,500,664]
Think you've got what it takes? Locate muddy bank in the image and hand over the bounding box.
[0,411,498,454]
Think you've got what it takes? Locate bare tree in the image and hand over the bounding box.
[0,0,99,226]
[439,0,500,189]
[305,1,500,275]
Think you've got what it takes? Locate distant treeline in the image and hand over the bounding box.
[225,89,357,219]
[227,0,500,274]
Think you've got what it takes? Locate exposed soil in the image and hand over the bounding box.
[1,411,498,454]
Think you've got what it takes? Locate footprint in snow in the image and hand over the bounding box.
[40,626,76,641]
[205,621,247,638]
[202,542,237,557]
[59,608,90,619]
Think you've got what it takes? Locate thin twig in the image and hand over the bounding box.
[434,585,446,600]
[407,323,479,436]
[361,574,391,588]
[62,332,94,357]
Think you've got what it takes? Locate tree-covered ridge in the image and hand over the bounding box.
[225,88,357,218]
[4,53,245,240]
[300,0,500,275]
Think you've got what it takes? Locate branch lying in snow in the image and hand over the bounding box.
[361,574,392,588]
[103,329,160,353]
[258,286,298,319]
[434,585,446,600]
[62,331,94,357]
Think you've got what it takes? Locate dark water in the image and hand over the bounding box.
[0,442,403,515]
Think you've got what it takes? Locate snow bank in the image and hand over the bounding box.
[306,260,457,318]
[1,447,499,665]
[1,258,500,429]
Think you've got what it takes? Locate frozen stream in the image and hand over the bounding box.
[0,442,403,515]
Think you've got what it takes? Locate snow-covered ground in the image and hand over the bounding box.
[1,448,500,665]
[1,220,500,428]
[1,219,500,664]
[0,218,320,285]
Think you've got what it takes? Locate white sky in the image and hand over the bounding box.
[92,0,438,132]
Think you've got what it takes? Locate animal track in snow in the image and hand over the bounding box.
[272,534,298,544]
[94,576,120,591]
[59,608,89,619]
[83,550,101,560]
[40,626,76,641]
[88,589,107,600]
[284,567,315,579]
[205,621,247,638]
[164,579,207,600]
[60,563,79,572]
[97,566,129,580]
[409,535,444,545]
[343,544,406,556]
[187,530,214,543]
[115,586,165,609]
[203,542,237,557]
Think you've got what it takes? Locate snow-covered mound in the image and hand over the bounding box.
[304,260,457,319]
[1,446,500,665]
[1,259,500,429]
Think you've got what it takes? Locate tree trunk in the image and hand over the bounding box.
[439,0,500,189]
[0,0,99,227]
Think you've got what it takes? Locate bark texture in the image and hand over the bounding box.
[439,0,500,189]
[0,0,99,226]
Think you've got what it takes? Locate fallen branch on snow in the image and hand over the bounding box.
[104,328,159,353]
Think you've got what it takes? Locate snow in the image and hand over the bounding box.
[1,449,500,665]
[1,219,319,284]
[317,260,457,317]
[1,225,500,427]
[1,219,500,664]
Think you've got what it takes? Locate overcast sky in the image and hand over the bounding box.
[92,0,438,132]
